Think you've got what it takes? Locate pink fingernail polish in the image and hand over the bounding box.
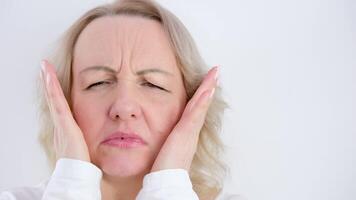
[214,66,219,80]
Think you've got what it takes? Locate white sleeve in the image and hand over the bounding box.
[136,169,199,200]
[41,158,102,200]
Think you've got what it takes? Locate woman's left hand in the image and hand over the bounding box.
[151,66,218,171]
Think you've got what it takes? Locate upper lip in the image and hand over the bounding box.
[101,131,147,144]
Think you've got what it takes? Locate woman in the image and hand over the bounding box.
[0,0,243,199]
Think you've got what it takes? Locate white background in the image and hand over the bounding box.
[0,0,355,200]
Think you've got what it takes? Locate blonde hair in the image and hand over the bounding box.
[37,0,228,199]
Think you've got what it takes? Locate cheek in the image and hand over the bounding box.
[72,96,106,143]
[144,96,186,144]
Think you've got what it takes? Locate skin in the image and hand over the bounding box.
[40,15,218,200]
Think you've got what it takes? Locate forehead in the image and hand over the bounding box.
[73,15,178,73]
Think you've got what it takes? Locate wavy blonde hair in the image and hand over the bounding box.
[37,0,228,199]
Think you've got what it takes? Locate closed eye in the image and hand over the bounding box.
[86,81,111,90]
[141,82,168,92]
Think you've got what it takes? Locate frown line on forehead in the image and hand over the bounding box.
[79,65,174,77]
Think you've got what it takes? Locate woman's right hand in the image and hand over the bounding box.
[40,60,90,162]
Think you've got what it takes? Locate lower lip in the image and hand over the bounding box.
[102,138,145,149]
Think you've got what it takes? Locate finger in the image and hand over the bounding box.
[175,66,218,137]
[40,64,62,154]
[40,62,56,121]
[151,88,216,171]
[41,60,73,157]
[41,60,74,127]
[174,87,215,139]
[188,88,215,126]
[187,66,218,111]
[41,60,61,125]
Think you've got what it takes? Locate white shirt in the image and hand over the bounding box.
[0,158,245,200]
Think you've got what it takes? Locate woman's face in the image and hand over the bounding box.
[71,15,187,177]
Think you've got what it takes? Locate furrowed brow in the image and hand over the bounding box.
[79,66,117,75]
[136,68,173,76]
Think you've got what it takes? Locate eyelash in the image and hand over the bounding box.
[86,81,167,91]
[86,81,111,89]
[141,82,167,91]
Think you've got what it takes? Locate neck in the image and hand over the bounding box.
[100,173,144,200]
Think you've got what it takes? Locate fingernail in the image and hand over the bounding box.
[209,88,215,98]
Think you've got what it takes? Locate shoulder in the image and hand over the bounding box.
[0,182,46,200]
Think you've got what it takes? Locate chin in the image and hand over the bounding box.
[96,152,153,178]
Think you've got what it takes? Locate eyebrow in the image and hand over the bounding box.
[79,65,173,76]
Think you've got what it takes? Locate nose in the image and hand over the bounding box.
[108,83,142,121]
